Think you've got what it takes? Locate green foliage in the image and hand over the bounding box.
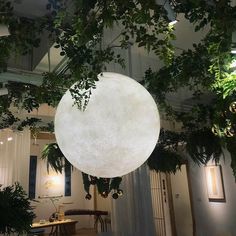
[0,0,44,69]
[82,173,123,199]
[0,111,19,129]
[2,0,236,186]
[0,183,35,235]
[143,0,236,177]
[17,117,42,131]
[148,146,183,174]
[212,72,236,99]
[175,104,213,131]
[147,129,184,173]
[185,128,223,165]
[145,43,213,119]
[41,143,72,173]
[40,72,74,107]
[148,127,224,174]
[82,172,91,194]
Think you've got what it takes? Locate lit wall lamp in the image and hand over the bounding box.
[0,83,8,96]
[0,24,10,37]
[205,165,225,202]
[231,31,236,54]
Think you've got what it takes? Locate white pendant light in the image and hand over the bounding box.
[55,72,160,177]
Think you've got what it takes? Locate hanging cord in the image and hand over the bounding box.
[128,43,133,78]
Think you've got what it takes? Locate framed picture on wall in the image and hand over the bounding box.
[205,165,226,202]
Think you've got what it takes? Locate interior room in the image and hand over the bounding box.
[1,1,236,236]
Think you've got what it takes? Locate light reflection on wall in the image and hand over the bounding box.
[205,165,225,201]
[206,167,215,194]
[39,169,64,197]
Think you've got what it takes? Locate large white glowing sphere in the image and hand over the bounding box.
[55,72,160,177]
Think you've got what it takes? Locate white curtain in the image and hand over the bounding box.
[0,128,30,189]
[109,164,156,236]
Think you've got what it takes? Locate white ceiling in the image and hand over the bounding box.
[8,1,209,75]
[11,0,49,18]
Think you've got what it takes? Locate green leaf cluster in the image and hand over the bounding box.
[0,183,35,235]
[42,143,72,173]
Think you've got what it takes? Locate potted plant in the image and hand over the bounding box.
[0,182,35,235]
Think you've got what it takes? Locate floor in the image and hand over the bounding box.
[43,228,97,236]
[74,228,97,236]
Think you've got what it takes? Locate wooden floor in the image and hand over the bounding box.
[74,228,97,236]
[44,228,97,236]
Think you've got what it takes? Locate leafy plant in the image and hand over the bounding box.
[41,143,71,173]
[0,183,35,235]
[185,128,223,165]
[148,146,183,174]
[82,173,123,199]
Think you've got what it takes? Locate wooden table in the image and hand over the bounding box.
[64,209,108,232]
[31,219,78,236]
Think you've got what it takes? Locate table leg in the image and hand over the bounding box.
[99,216,105,232]
[105,220,107,232]
[49,226,55,236]
[59,224,69,236]
[95,215,104,232]
[56,225,58,236]
[49,225,59,236]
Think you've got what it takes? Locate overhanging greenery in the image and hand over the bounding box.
[1,0,236,197]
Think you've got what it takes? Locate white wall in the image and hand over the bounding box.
[96,193,111,212]
[170,165,193,236]
[188,154,236,236]
[169,154,236,236]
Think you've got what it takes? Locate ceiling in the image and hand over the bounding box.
[6,2,208,76]
[6,0,63,73]
[11,0,49,18]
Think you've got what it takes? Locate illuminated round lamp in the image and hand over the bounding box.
[224,126,235,137]
[229,101,236,113]
[55,72,160,178]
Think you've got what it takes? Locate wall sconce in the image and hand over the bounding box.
[231,31,236,54]
[205,165,226,202]
[0,24,10,37]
